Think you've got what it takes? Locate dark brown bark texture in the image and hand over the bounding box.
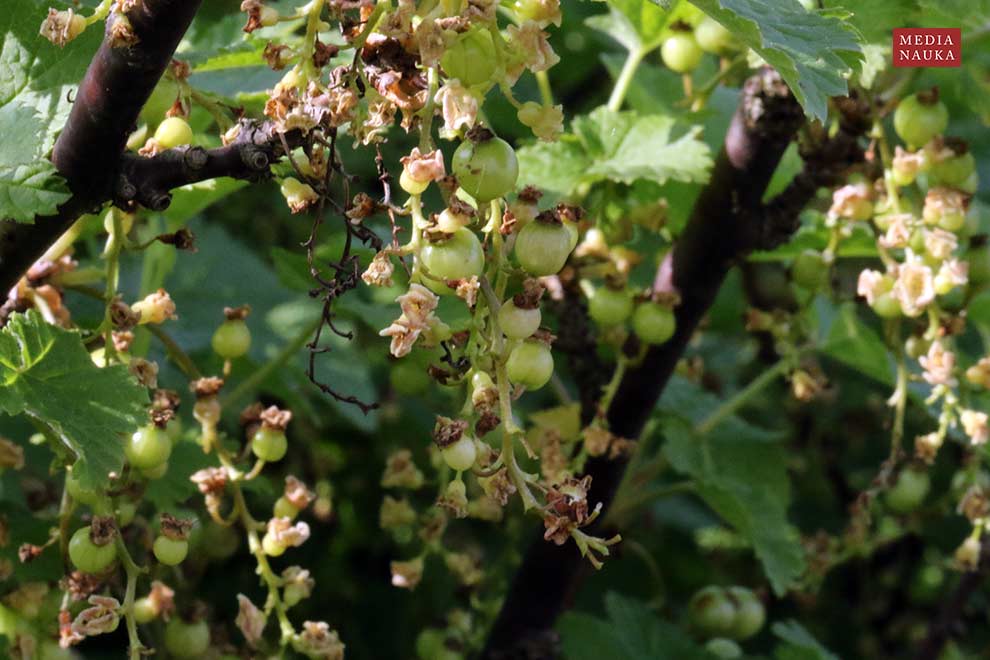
[482,69,867,659]
[0,0,296,296]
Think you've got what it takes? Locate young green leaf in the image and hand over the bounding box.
[0,311,148,488]
[660,393,806,595]
[689,0,863,122]
[0,0,101,221]
[518,107,712,196]
[558,592,711,660]
[773,620,840,660]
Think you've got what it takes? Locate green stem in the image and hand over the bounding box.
[696,357,793,436]
[101,211,124,362]
[535,71,554,107]
[222,315,323,411]
[607,48,644,113]
[145,324,201,380]
[114,536,147,660]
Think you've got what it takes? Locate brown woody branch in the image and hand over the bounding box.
[0,1,295,295]
[482,69,868,659]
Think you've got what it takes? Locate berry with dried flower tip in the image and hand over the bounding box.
[400,169,430,195]
[154,116,193,150]
[153,535,188,566]
[661,32,703,73]
[705,638,743,659]
[165,618,210,659]
[498,299,541,340]
[212,319,251,359]
[791,250,829,290]
[262,532,287,557]
[886,468,930,513]
[259,5,279,26]
[252,427,288,462]
[280,177,318,212]
[452,134,518,203]
[69,527,117,574]
[133,597,157,624]
[588,287,633,326]
[695,16,737,54]
[419,228,485,294]
[274,496,300,520]
[632,302,676,345]
[514,216,573,276]
[688,586,736,638]
[506,340,554,390]
[726,586,765,640]
[894,92,948,148]
[125,424,172,470]
[442,435,478,472]
[441,28,497,88]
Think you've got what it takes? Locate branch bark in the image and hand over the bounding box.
[482,68,832,659]
[0,1,300,297]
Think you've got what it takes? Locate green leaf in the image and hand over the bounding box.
[688,0,863,122]
[0,0,102,221]
[0,311,148,488]
[144,441,216,509]
[661,411,805,594]
[588,0,700,53]
[819,302,894,385]
[517,106,712,196]
[772,620,839,660]
[558,592,711,660]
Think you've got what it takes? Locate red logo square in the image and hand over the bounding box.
[893,28,962,67]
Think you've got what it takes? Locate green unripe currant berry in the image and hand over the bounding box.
[498,300,541,340]
[705,638,743,659]
[416,629,448,660]
[141,461,169,480]
[514,218,573,276]
[274,495,300,520]
[441,435,478,472]
[930,152,976,188]
[262,532,287,557]
[420,228,486,295]
[632,302,676,345]
[66,469,103,507]
[115,501,137,527]
[791,250,829,290]
[390,359,431,395]
[153,535,189,566]
[153,116,193,149]
[695,16,737,54]
[871,292,902,319]
[588,287,634,326]
[212,319,251,359]
[506,340,554,390]
[726,586,765,640]
[886,468,931,513]
[125,424,172,470]
[400,169,430,195]
[894,93,949,148]
[200,523,240,560]
[441,28,497,88]
[661,32,704,73]
[133,596,157,624]
[688,586,736,638]
[252,427,288,462]
[164,618,210,659]
[68,527,117,574]
[452,134,518,203]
